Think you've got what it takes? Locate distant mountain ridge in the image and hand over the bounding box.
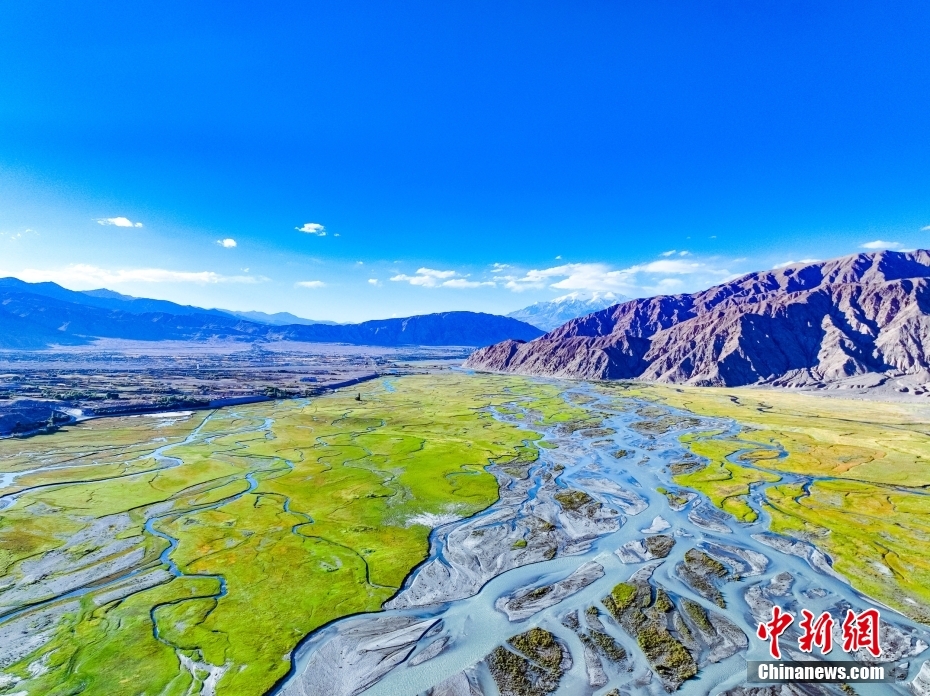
[0,278,543,348]
[219,310,337,326]
[0,278,229,318]
[0,280,333,326]
[507,292,625,331]
[466,250,930,387]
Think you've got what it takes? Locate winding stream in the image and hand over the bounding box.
[276,380,930,696]
[0,409,287,639]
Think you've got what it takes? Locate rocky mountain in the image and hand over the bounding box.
[507,292,626,331]
[465,250,930,387]
[0,279,543,348]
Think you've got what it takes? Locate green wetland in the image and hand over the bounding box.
[0,373,928,696]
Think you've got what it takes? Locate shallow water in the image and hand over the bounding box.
[279,381,929,696]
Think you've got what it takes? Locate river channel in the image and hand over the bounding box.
[276,379,930,696]
[1,378,927,696]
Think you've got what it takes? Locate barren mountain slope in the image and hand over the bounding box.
[465,250,930,387]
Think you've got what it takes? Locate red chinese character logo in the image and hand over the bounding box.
[797,609,835,654]
[757,605,795,659]
[842,608,882,657]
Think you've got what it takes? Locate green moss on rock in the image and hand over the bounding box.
[553,489,594,511]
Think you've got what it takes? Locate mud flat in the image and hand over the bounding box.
[278,616,442,696]
[384,468,630,610]
[496,561,605,622]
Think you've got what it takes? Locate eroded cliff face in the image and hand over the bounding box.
[465,250,930,387]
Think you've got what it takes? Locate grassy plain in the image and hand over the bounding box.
[0,373,592,696]
[673,434,779,522]
[633,385,930,622]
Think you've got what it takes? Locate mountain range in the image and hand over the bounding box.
[466,250,930,387]
[219,310,338,326]
[6,283,336,327]
[0,278,542,349]
[506,292,625,331]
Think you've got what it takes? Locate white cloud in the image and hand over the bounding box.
[860,240,901,250]
[678,251,691,256]
[97,217,143,228]
[217,238,237,248]
[389,267,495,289]
[638,259,703,274]
[368,278,380,286]
[295,280,325,288]
[18,264,262,286]
[296,222,325,236]
[505,259,727,294]
[773,259,820,269]
[659,250,676,257]
[491,263,511,271]
[922,225,930,231]
[390,268,457,287]
[505,263,627,293]
[1,228,36,241]
[442,278,495,289]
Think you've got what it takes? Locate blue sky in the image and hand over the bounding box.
[1,1,929,321]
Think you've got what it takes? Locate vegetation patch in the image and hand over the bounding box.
[553,489,594,512]
[681,598,713,633]
[489,628,567,696]
[636,625,697,682]
[601,574,697,690]
[585,629,626,663]
[488,646,548,696]
[655,486,691,509]
[677,548,728,608]
[508,627,564,672]
[673,437,779,522]
[603,581,638,619]
[652,588,674,613]
[669,458,702,475]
